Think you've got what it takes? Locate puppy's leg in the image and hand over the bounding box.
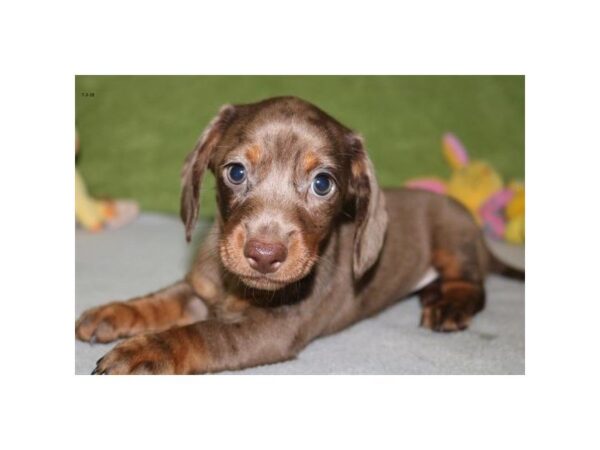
[420,232,486,332]
[92,308,303,374]
[76,281,208,343]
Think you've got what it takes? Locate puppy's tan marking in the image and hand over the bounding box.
[245,145,261,166]
[351,159,366,178]
[432,249,464,280]
[440,280,477,295]
[303,150,320,173]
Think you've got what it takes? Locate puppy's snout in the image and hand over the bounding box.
[244,239,288,274]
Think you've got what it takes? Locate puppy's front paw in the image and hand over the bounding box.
[76,303,139,343]
[92,334,176,375]
[420,302,473,332]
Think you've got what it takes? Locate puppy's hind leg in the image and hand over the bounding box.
[420,220,487,332]
[76,280,209,343]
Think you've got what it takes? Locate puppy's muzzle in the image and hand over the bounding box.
[244,239,288,274]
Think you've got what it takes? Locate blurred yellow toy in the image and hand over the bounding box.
[442,134,504,223]
[504,181,525,244]
[75,131,139,232]
[406,133,524,244]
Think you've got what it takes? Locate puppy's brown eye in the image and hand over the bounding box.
[311,173,334,197]
[226,163,246,184]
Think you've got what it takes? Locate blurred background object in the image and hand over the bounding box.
[406,133,525,244]
[75,75,524,219]
[75,129,140,231]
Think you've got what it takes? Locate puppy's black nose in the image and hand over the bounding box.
[244,239,288,274]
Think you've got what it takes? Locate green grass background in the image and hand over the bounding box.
[75,76,524,218]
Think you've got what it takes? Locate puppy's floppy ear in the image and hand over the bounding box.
[348,134,389,279]
[180,104,236,242]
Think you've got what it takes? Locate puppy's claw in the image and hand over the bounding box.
[91,366,108,375]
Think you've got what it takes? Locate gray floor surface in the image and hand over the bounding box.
[75,213,525,375]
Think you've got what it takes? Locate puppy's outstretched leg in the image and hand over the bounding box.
[75,281,209,343]
[91,307,304,375]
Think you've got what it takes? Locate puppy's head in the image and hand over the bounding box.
[181,97,388,291]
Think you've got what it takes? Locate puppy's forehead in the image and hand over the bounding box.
[255,120,330,159]
[226,118,336,169]
[214,97,355,171]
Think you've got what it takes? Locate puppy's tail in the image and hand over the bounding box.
[486,250,525,281]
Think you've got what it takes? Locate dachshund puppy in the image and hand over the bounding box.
[76,96,518,374]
